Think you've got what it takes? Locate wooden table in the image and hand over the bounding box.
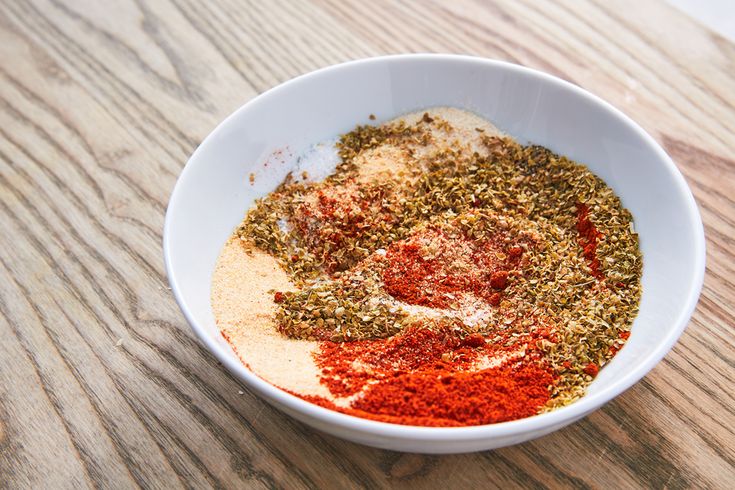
[1,0,733,487]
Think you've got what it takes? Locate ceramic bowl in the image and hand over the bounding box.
[164,54,705,453]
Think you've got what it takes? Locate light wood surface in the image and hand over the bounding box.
[1,0,733,488]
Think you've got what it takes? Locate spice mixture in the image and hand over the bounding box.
[212,107,642,426]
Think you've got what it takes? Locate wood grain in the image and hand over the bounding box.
[0,0,733,488]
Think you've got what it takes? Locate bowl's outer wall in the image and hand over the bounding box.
[272,397,591,453]
[164,55,705,452]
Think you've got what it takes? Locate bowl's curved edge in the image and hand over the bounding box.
[163,54,706,451]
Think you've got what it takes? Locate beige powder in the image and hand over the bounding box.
[211,237,331,397]
[354,145,414,184]
[355,107,502,184]
[399,106,502,151]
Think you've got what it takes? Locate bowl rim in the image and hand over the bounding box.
[163,53,706,442]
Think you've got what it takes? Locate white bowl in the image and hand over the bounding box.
[164,54,705,453]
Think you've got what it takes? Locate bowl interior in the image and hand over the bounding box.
[164,55,704,445]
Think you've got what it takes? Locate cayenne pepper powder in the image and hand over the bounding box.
[290,181,396,274]
[316,325,487,397]
[576,202,603,278]
[583,363,600,377]
[298,324,557,427]
[381,228,522,308]
[608,331,631,357]
[298,362,554,427]
[350,363,554,426]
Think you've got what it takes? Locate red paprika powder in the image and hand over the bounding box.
[381,227,523,309]
[293,324,557,427]
[576,202,603,278]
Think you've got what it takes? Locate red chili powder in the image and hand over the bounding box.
[608,331,631,356]
[291,181,394,273]
[381,228,523,308]
[316,325,488,397]
[295,325,557,427]
[583,363,600,377]
[352,362,554,425]
[299,363,554,427]
[299,361,554,427]
[576,202,603,278]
